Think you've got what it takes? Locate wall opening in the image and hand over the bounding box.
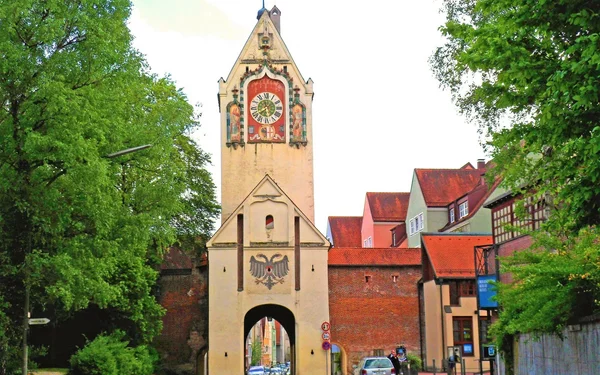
[244,304,296,374]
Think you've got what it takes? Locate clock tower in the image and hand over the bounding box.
[218,6,315,224]
[207,6,330,375]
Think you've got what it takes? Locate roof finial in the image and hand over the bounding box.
[257,0,268,20]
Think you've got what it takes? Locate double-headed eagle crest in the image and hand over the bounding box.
[250,253,289,290]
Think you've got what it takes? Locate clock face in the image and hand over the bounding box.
[250,92,283,124]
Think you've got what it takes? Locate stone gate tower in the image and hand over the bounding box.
[207,6,330,375]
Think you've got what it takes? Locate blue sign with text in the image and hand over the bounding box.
[477,274,498,308]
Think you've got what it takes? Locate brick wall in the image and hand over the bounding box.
[328,265,422,373]
[155,258,208,375]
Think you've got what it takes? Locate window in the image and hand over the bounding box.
[449,207,455,223]
[367,236,372,247]
[409,213,424,235]
[392,231,396,246]
[449,280,476,305]
[363,239,367,247]
[365,275,371,283]
[492,197,546,244]
[265,215,274,229]
[453,317,474,356]
[392,275,398,283]
[480,318,493,344]
[459,201,469,218]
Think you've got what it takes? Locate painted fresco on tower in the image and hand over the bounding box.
[290,103,306,143]
[227,103,242,143]
[247,76,286,143]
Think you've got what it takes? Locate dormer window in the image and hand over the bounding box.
[450,207,455,223]
[392,231,397,246]
[459,201,469,219]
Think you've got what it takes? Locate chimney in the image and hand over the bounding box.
[477,159,485,170]
[270,6,281,34]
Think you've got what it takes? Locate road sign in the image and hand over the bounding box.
[321,321,330,331]
[28,318,50,325]
[322,341,331,351]
[322,332,330,341]
[482,344,496,360]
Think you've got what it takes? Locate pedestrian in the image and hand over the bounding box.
[388,350,400,375]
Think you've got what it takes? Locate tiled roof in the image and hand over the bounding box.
[440,177,503,232]
[328,247,421,266]
[421,233,492,278]
[328,216,363,247]
[366,192,411,221]
[416,169,484,207]
[161,247,193,270]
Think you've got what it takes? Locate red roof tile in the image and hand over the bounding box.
[328,216,363,247]
[161,247,193,270]
[366,192,410,221]
[416,169,484,207]
[421,234,492,278]
[328,247,421,266]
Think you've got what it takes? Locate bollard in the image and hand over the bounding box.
[433,359,437,375]
[461,358,465,375]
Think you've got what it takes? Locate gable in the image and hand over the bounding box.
[222,11,306,90]
[208,175,328,247]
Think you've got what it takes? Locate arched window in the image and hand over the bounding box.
[266,215,274,229]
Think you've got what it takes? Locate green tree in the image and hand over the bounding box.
[431,0,600,231]
[0,0,219,373]
[251,340,262,366]
[431,1,600,372]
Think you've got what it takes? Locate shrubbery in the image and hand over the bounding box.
[69,331,156,375]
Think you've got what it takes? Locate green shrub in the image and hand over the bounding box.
[69,331,156,375]
[406,353,422,371]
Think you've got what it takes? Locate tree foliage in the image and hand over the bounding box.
[69,330,157,375]
[431,0,600,369]
[431,0,600,231]
[0,0,219,373]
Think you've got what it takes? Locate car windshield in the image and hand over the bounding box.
[365,358,392,368]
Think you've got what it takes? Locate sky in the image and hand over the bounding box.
[128,0,487,234]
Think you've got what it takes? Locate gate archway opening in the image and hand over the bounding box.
[244,304,296,374]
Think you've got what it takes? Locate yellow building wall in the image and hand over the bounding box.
[423,281,491,372]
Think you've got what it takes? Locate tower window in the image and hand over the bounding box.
[265,215,274,229]
[283,66,287,73]
[246,66,249,72]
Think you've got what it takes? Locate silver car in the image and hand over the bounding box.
[357,356,395,375]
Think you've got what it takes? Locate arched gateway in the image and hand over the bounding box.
[206,6,330,375]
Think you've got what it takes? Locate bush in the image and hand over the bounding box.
[406,353,422,371]
[69,331,156,375]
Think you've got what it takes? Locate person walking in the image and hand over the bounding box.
[387,350,400,375]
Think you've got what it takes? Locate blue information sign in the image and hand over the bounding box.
[477,275,498,308]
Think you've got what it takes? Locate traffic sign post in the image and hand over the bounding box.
[322,332,330,341]
[321,321,330,331]
[322,341,331,351]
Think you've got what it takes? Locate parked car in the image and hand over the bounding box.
[356,356,396,375]
[247,365,266,375]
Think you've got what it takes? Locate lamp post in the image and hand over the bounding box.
[21,144,152,375]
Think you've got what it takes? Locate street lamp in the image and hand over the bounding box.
[21,144,153,375]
